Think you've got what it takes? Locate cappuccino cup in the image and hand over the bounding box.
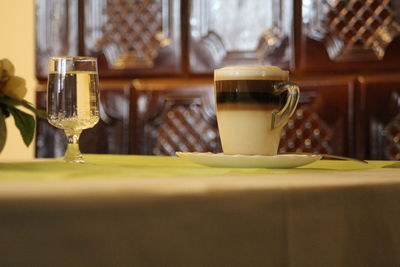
[214,65,299,155]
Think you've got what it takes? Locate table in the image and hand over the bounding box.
[0,155,400,267]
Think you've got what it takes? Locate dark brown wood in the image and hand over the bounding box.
[297,0,400,74]
[356,73,400,160]
[280,76,356,156]
[83,0,182,77]
[296,37,400,74]
[131,79,221,155]
[35,81,131,158]
[130,77,355,157]
[35,0,400,160]
[292,0,302,72]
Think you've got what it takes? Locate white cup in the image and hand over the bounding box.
[214,65,300,155]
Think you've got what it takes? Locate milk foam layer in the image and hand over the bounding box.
[214,65,289,81]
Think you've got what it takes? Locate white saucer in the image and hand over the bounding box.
[176,152,322,168]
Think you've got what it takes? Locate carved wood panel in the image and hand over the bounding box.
[84,0,182,77]
[280,106,334,154]
[279,77,355,156]
[35,82,131,158]
[34,0,400,160]
[132,79,221,155]
[189,0,293,73]
[131,78,354,157]
[356,74,400,160]
[299,0,400,73]
[35,0,181,79]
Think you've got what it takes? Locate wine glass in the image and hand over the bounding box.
[46,56,100,163]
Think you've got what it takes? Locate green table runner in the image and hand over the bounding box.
[0,154,394,181]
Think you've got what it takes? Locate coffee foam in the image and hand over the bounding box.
[217,103,281,111]
[214,65,289,81]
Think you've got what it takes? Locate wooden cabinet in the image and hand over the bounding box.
[35,0,182,79]
[131,79,220,155]
[128,77,356,157]
[356,74,400,160]
[84,0,182,77]
[297,0,400,73]
[280,77,356,156]
[35,0,400,159]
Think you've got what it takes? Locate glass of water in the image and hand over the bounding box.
[47,57,100,163]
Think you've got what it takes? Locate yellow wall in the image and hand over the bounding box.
[0,0,36,160]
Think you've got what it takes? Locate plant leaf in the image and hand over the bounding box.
[20,99,47,118]
[0,95,21,106]
[35,109,47,118]
[8,107,35,147]
[0,110,7,153]
[0,96,47,118]
[0,103,10,118]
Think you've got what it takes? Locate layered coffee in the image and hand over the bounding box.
[216,80,289,110]
[214,65,295,155]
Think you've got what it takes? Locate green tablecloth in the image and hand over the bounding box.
[0,154,394,181]
[0,155,400,267]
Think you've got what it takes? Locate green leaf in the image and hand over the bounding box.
[8,107,35,147]
[0,103,10,118]
[0,96,47,119]
[0,110,7,153]
[35,109,47,119]
[20,99,47,119]
[0,95,21,106]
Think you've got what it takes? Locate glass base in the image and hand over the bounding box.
[64,143,84,163]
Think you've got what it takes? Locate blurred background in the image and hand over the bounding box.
[0,0,36,160]
[2,0,400,160]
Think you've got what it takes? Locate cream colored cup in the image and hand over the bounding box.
[214,65,299,155]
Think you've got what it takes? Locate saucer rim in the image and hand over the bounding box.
[175,152,322,168]
[176,152,322,159]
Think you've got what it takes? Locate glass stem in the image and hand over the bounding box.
[64,129,83,163]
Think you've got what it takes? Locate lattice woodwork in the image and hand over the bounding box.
[133,80,221,155]
[133,79,353,156]
[304,0,400,61]
[279,107,334,154]
[149,104,221,155]
[189,0,293,73]
[85,0,180,71]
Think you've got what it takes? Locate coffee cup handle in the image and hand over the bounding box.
[271,82,300,130]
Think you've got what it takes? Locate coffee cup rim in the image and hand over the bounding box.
[214,65,289,81]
